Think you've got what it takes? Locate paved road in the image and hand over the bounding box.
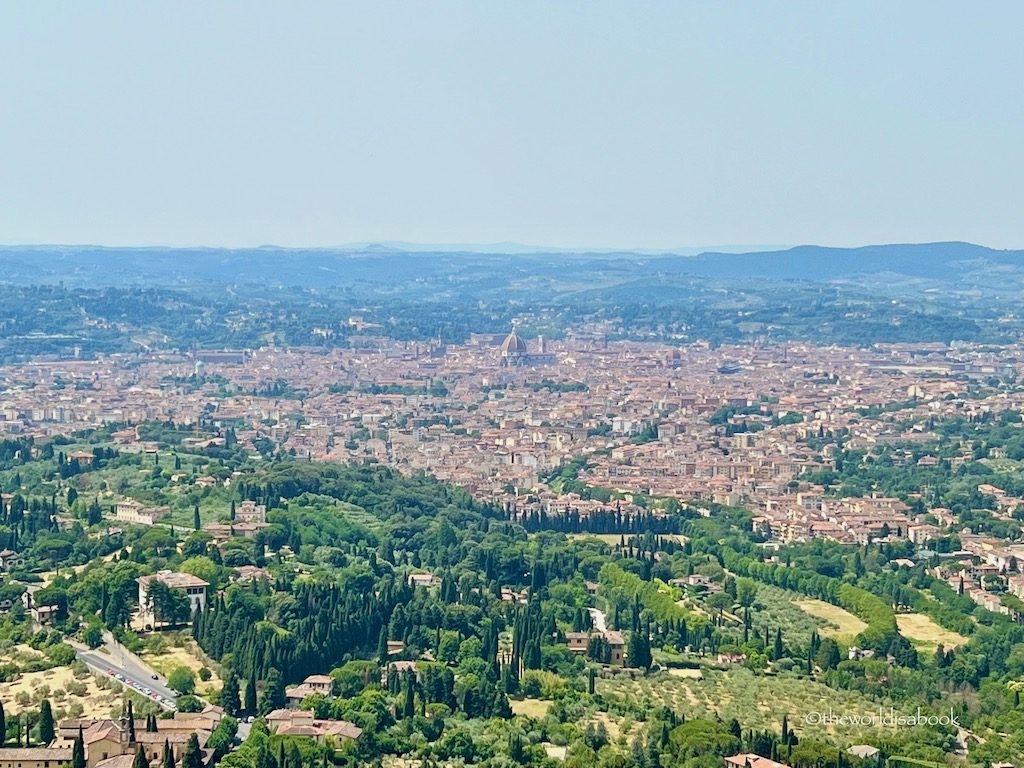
[74,639,178,710]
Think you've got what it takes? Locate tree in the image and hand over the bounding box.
[72,730,86,768]
[0,698,5,747]
[244,673,258,715]
[707,591,734,617]
[168,666,196,696]
[38,699,54,744]
[181,733,203,768]
[127,700,136,744]
[628,625,652,671]
[816,638,842,671]
[162,739,174,768]
[146,580,192,628]
[83,623,104,649]
[132,744,150,768]
[193,506,201,531]
[258,668,285,715]
[736,578,759,608]
[222,672,241,716]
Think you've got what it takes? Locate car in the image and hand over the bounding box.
[151,674,159,680]
[115,674,124,681]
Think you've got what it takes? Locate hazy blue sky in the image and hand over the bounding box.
[1,2,1021,250]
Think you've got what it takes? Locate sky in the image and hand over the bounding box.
[1,2,1022,251]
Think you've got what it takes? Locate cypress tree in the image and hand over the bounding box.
[39,699,54,744]
[193,505,201,531]
[222,672,241,716]
[0,698,6,747]
[132,744,150,768]
[402,673,415,719]
[162,740,174,768]
[244,673,258,714]
[72,730,86,768]
[181,733,203,768]
[127,700,136,743]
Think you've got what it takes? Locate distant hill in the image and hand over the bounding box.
[652,241,1021,281]
[0,241,1020,289]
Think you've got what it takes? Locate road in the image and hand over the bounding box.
[589,607,608,632]
[73,636,178,710]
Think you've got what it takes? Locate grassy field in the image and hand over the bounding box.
[510,697,551,718]
[140,633,222,698]
[565,533,623,546]
[795,599,868,640]
[596,665,896,742]
[896,613,968,652]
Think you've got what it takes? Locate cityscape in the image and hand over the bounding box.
[2,3,1023,768]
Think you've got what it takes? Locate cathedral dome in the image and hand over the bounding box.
[499,329,528,359]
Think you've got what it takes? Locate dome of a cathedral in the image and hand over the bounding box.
[499,329,528,357]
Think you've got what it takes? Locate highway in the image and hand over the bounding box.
[75,640,179,711]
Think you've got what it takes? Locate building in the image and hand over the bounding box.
[56,710,216,768]
[565,632,590,653]
[0,549,24,570]
[137,570,209,620]
[499,329,529,367]
[114,499,169,526]
[234,500,267,524]
[0,747,73,768]
[725,754,793,768]
[22,587,61,625]
[564,630,625,666]
[285,674,334,705]
[498,329,556,368]
[265,710,362,745]
[717,651,747,664]
[407,572,437,589]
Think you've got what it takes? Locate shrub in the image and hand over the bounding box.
[168,665,196,695]
[45,643,77,666]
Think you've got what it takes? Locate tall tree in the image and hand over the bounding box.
[244,673,258,715]
[222,672,241,716]
[132,744,150,768]
[258,668,285,715]
[72,730,86,768]
[181,733,203,768]
[162,740,174,768]
[0,698,6,747]
[127,700,136,743]
[38,699,54,744]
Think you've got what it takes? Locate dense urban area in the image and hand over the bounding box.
[2,246,1024,768]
